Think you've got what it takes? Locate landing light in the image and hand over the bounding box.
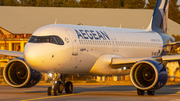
[49,73,52,77]
[123,67,127,71]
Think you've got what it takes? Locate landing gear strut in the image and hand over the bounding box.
[47,73,73,96]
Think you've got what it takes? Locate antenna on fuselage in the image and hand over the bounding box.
[119,23,122,28]
[54,19,57,25]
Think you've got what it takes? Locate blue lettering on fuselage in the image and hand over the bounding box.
[79,30,88,39]
[75,29,84,39]
[85,30,93,39]
[74,29,110,40]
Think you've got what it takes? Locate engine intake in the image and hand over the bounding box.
[130,60,168,91]
[3,58,42,88]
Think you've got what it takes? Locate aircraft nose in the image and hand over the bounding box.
[24,43,42,70]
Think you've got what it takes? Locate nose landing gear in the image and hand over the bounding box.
[47,73,73,96]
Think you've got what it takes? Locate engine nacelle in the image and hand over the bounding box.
[130,60,168,91]
[3,58,42,88]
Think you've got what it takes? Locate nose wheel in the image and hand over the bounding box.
[47,73,73,96]
[57,81,63,93]
[47,87,52,96]
[65,81,73,94]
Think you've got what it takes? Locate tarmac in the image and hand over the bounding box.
[0,82,180,101]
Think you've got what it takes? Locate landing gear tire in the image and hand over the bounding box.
[48,87,52,96]
[65,81,73,94]
[57,81,63,93]
[54,84,58,96]
[147,91,155,96]
[137,89,144,95]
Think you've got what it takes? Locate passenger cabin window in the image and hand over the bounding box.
[28,36,64,45]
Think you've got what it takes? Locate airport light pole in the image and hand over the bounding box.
[21,26,27,38]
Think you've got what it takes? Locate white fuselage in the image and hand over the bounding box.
[24,24,164,76]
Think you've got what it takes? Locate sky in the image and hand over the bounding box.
[177,0,180,5]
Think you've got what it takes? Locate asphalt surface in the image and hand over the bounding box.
[0,84,180,101]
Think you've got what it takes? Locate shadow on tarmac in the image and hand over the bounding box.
[23,85,180,96]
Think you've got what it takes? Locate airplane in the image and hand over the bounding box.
[0,0,179,96]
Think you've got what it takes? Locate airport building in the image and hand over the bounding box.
[0,6,180,82]
[1,6,180,35]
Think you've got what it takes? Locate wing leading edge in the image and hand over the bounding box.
[111,55,180,69]
[0,50,23,58]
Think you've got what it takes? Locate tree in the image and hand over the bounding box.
[124,0,145,9]
[146,0,157,9]
[3,0,14,6]
[106,0,122,8]
[79,0,100,8]
[53,0,62,7]
[98,0,108,8]
[36,0,52,7]
[172,34,180,41]
[0,0,3,5]
[13,0,20,6]
[135,0,145,8]
[120,0,124,7]
[31,0,38,6]
[98,0,124,8]
[169,0,180,24]
[62,0,79,7]
[124,0,131,8]
[20,0,29,6]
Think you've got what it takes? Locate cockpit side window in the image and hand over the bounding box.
[29,35,64,45]
[55,36,64,45]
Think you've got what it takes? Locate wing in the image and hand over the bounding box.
[164,42,180,46]
[111,55,180,69]
[0,50,23,58]
[111,57,156,69]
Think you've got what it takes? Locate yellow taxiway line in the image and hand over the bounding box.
[21,91,180,101]
[21,94,79,101]
[177,92,180,94]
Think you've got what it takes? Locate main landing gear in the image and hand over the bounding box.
[137,89,155,96]
[47,73,73,96]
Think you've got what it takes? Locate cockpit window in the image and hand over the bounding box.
[50,37,58,44]
[29,36,38,43]
[28,36,64,45]
[38,37,50,43]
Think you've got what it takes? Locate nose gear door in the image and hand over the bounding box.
[66,29,78,56]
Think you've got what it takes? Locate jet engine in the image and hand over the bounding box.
[3,58,42,88]
[130,60,168,91]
